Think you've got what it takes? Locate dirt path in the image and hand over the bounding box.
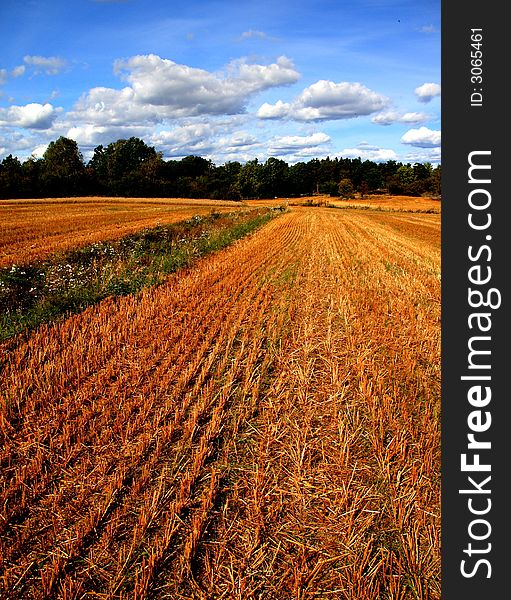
[0,207,440,599]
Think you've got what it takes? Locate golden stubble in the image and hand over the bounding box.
[0,206,440,599]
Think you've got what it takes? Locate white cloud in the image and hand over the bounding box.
[151,124,327,164]
[0,65,27,85]
[400,126,441,147]
[11,65,26,78]
[24,55,67,75]
[0,52,299,159]
[420,24,437,33]
[0,129,63,161]
[258,80,388,122]
[217,131,260,151]
[111,54,300,118]
[239,30,270,40]
[256,100,291,119]
[372,111,430,126]
[32,143,50,158]
[59,55,301,148]
[227,56,298,90]
[0,103,61,129]
[404,147,441,165]
[66,123,150,147]
[151,123,218,157]
[69,86,156,127]
[149,122,265,161]
[269,132,330,152]
[414,82,441,103]
[335,143,398,162]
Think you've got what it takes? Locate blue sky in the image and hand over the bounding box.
[0,0,440,165]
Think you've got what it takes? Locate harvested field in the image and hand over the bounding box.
[0,206,440,599]
[0,197,244,268]
[327,195,440,212]
[248,195,440,213]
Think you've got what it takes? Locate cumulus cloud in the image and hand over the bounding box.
[0,103,61,129]
[151,123,219,157]
[31,143,50,159]
[217,131,261,151]
[256,100,291,119]
[0,69,7,85]
[66,123,150,147]
[335,142,398,162]
[257,80,388,122]
[1,53,302,157]
[400,126,441,147]
[69,86,156,127]
[150,125,330,163]
[414,82,441,103]
[24,55,67,76]
[110,54,300,118]
[372,111,430,126]
[269,132,330,152]
[59,54,301,148]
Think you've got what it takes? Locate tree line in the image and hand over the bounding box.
[0,136,441,200]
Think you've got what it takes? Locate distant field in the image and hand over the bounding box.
[1,205,440,598]
[0,197,245,267]
[328,194,441,212]
[248,194,441,213]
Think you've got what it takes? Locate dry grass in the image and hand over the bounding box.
[0,197,244,267]
[0,205,440,599]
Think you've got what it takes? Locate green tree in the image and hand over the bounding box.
[396,164,415,189]
[429,165,441,196]
[178,155,213,179]
[360,161,383,191]
[413,162,433,181]
[237,159,262,199]
[359,181,370,198]
[133,154,167,196]
[288,162,314,196]
[41,137,86,196]
[21,157,43,197]
[259,157,289,198]
[207,161,242,200]
[338,178,354,199]
[89,137,158,195]
[319,180,339,196]
[0,155,24,198]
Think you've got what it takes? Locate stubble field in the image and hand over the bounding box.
[0,200,440,599]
